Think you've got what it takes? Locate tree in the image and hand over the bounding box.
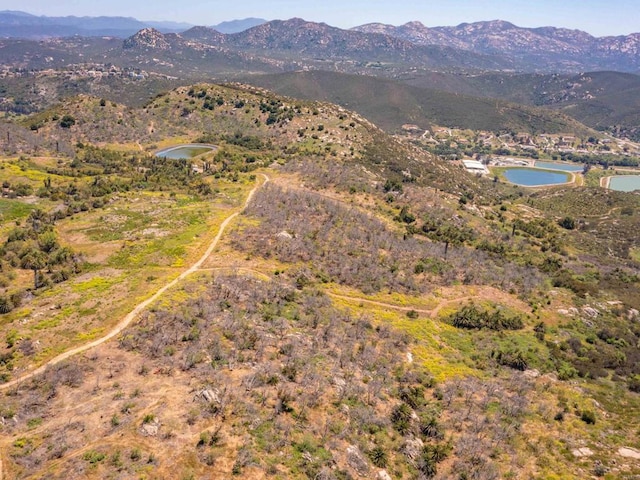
[21,248,48,288]
[534,322,546,341]
[59,115,76,129]
[558,216,576,230]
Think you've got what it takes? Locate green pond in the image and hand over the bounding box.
[156,144,215,160]
[609,175,640,192]
[534,161,583,172]
[502,167,571,186]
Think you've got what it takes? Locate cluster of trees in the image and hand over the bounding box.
[259,98,296,126]
[187,87,225,111]
[447,304,525,331]
[1,208,82,313]
[0,123,74,157]
[558,151,639,168]
[545,313,640,389]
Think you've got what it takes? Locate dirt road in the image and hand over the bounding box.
[0,174,268,392]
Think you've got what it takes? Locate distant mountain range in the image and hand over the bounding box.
[353,20,640,72]
[0,10,267,37]
[124,18,639,73]
[1,12,639,73]
[176,18,511,70]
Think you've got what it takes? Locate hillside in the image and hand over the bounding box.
[241,70,596,135]
[0,83,639,479]
[402,71,640,140]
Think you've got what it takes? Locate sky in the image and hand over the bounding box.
[1,0,639,37]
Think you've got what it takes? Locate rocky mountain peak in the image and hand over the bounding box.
[402,20,427,29]
[123,27,170,50]
[181,25,226,44]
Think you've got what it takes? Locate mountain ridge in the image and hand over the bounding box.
[352,20,640,72]
[1,12,639,72]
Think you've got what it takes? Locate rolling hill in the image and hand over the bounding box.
[0,81,639,479]
[241,70,596,135]
[401,70,640,140]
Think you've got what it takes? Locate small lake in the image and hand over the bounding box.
[608,175,640,192]
[155,144,215,160]
[502,167,571,187]
[534,161,584,172]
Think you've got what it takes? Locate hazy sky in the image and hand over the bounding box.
[1,0,638,36]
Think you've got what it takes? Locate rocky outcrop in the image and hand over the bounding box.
[123,28,170,50]
[346,445,370,476]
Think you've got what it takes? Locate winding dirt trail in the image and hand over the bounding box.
[0,174,268,393]
[327,293,433,314]
[328,292,480,318]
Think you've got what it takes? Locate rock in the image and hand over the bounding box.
[333,376,347,396]
[377,470,393,480]
[276,230,293,240]
[582,306,599,318]
[618,447,640,459]
[523,369,540,378]
[406,351,414,363]
[140,420,160,437]
[195,388,220,404]
[346,445,370,477]
[572,447,594,457]
[629,309,639,321]
[402,437,424,461]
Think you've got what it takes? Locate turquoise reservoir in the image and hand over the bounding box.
[502,167,570,186]
[608,175,640,192]
[534,161,583,172]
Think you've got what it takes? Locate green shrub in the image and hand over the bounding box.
[558,216,576,230]
[368,446,388,468]
[448,304,523,331]
[580,410,596,425]
[83,450,106,464]
[59,115,76,129]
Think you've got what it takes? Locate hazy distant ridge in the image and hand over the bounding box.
[0,10,266,38]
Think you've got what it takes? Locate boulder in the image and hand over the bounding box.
[346,445,370,477]
[572,447,594,457]
[377,470,393,480]
[402,437,424,461]
[618,447,640,459]
[140,420,160,437]
[195,388,220,404]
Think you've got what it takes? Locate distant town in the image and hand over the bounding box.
[400,123,640,167]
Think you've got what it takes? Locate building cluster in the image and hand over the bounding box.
[402,125,639,157]
[0,64,176,81]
